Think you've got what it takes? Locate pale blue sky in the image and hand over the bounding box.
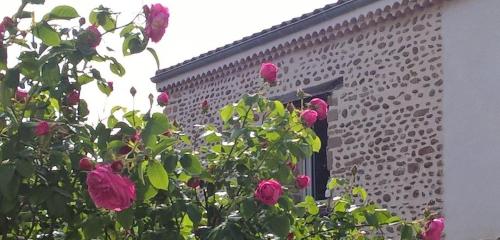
[1,0,336,122]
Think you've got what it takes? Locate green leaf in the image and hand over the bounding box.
[0,165,16,199]
[240,198,256,219]
[142,113,170,147]
[200,130,222,143]
[151,138,176,157]
[352,186,368,201]
[143,184,158,202]
[42,60,61,87]
[78,99,90,117]
[83,215,103,238]
[186,204,202,225]
[220,105,233,123]
[147,160,169,190]
[15,159,34,177]
[271,100,285,117]
[266,214,290,238]
[297,196,319,215]
[180,154,202,175]
[5,68,20,88]
[120,24,135,37]
[109,57,125,77]
[77,74,94,85]
[117,208,134,229]
[33,22,61,46]
[400,224,415,240]
[147,47,160,70]
[97,81,111,96]
[0,47,6,70]
[44,5,79,21]
[312,135,321,152]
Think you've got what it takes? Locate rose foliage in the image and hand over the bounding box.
[0,1,443,239]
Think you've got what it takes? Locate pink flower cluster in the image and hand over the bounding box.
[300,98,329,127]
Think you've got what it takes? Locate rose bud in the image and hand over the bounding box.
[143,5,150,17]
[295,175,311,189]
[79,157,94,171]
[79,25,101,49]
[79,17,86,26]
[111,160,124,173]
[300,109,318,127]
[187,177,201,188]
[107,81,113,91]
[130,86,137,97]
[67,90,80,106]
[15,88,28,103]
[201,99,209,112]
[162,130,172,137]
[287,103,295,113]
[118,145,132,155]
[157,91,169,106]
[34,121,50,136]
[259,62,278,85]
[131,131,141,143]
[2,17,13,29]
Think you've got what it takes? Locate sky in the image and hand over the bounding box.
[1,0,336,122]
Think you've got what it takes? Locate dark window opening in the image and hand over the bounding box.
[292,94,329,200]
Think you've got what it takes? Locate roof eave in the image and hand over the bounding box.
[151,0,380,84]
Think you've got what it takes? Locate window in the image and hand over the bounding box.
[275,77,342,200]
[293,94,329,200]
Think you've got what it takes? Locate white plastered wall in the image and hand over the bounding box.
[442,0,500,238]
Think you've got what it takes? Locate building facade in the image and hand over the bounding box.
[152,0,500,238]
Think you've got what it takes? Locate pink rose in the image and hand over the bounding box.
[157,91,169,106]
[300,109,318,127]
[15,88,28,103]
[34,121,50,136]
[86,164,136,211]
[145,3,169,43]
[79,157,94,171]
[67,90,80,105]
[86,25,101,48]
[254,179,283,206]
[310,98,328,120]
[422,218,445,240]
[295,175,310,189]
[260,62,278,85]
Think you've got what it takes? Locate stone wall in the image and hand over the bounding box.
[162,1,444,222]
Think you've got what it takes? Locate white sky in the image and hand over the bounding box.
[1,0,336,122]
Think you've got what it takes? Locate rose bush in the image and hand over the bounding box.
[0,1,443,239]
